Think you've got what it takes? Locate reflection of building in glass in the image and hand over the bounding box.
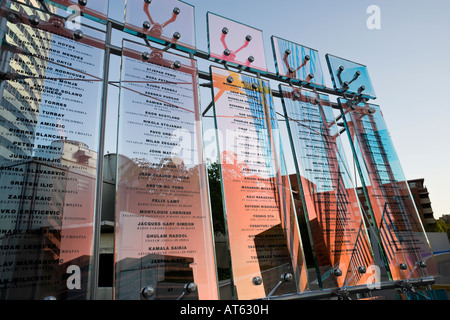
[0,0,102,299]
[289,172,375,288]
[0,1,56,163]
[0,140,97,299]
[355,178,437,230]
[34,140,98,176]
[253,224,298,296]
[115,155,213,300]
[289,173,331,271]
[115,254,197,300]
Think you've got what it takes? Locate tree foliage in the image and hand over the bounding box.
[206,161,226,235]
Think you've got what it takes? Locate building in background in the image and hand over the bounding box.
[352,179,437,230]
[407,178,437,228]
[289,174,438,231]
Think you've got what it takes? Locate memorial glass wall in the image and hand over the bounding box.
[114,40,218,300]
[211,66,308,299]
[340,100,439,281]
[280,86,377,289]
[0,0,441,301]
[0,0,105,299]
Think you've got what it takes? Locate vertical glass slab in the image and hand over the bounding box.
[211,66,308,300]
[326,54,376,100]
[339,100,439,280]
[0,0,105,299]
[280,86,377,289]
[271,37,325,89]
[124,0,196,53]
[42,0,109,23]
[207,13,267,73]
[115,39,218,300]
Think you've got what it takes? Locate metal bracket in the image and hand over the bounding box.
[266,273,294,298]
[141,286,155,300]
[177,282,197,300]
[395,280,432,300]
[334,288,351,300]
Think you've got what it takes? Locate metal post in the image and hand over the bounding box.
[90,20,112,301]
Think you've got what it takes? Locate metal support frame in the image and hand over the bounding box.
[261,277,436,300]
[90,20,112,301]
[104,17,368,101]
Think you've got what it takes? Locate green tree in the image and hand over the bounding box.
[206,161,226,235]
[425,219,450,241]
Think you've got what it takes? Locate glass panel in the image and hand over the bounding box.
[124,0,196,53]
[42,0,109,23]
[207,12,267,73]
[339,100,439,280]
[115,39,218,300]
[280,85,377,289]
[211,66,308,300]
[326,54,376,100]
[271,37,325,89]
[0,0,105,299]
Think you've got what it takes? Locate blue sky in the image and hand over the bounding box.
[106,0,450,217]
